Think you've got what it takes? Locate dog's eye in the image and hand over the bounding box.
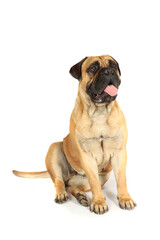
[90,65,98,72]
[111,63,117,69]
[87,61,100,74]
[89,65,99,73]
[109,60,117,70]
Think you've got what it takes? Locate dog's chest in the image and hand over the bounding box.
[79,116,123,170]
[80,134,121,169]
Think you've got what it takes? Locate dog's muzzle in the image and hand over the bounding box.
[86,67,121,103]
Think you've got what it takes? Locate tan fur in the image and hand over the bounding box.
[13,55,136,213]
[12,170,49,178]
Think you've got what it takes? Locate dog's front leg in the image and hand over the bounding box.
[111,148,136,210]
[79,150,108,214]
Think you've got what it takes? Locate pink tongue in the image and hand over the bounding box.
[104,85,118,96]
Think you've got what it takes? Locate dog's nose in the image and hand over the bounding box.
[105,70,109,76]
[104,68,115,76]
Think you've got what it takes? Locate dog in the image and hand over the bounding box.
[13,54,136,214]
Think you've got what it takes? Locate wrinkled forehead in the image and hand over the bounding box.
[82,55,114,70]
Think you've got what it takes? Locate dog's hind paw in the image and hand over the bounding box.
[76,192,89,207]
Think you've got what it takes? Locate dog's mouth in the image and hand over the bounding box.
[88,84,118,103]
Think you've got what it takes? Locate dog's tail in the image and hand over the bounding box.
[12,170,50,178]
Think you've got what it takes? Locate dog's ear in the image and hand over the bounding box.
[117,63,121,76]
[69,57,88,80]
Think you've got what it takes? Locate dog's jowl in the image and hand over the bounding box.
[13,55,136,214]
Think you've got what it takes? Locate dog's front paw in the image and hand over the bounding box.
[90,199,108,214]
[55,191,69,204]
[118,197,136,210]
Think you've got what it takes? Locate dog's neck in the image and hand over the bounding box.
[77,85,115,118]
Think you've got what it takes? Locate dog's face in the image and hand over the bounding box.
[70,55,121,104]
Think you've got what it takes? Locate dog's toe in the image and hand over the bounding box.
[119,198,136,210]
[55,191,69,204]
[90,200,108,214]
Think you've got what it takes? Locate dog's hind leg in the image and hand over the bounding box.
[45,142,69,204]
[67,172,111,207]
[67,175,90,207]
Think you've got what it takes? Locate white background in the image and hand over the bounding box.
[0,0,160,239]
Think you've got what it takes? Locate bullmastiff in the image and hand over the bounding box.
[13,54,136,214]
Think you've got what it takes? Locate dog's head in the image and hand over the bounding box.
[69,55,121,104]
